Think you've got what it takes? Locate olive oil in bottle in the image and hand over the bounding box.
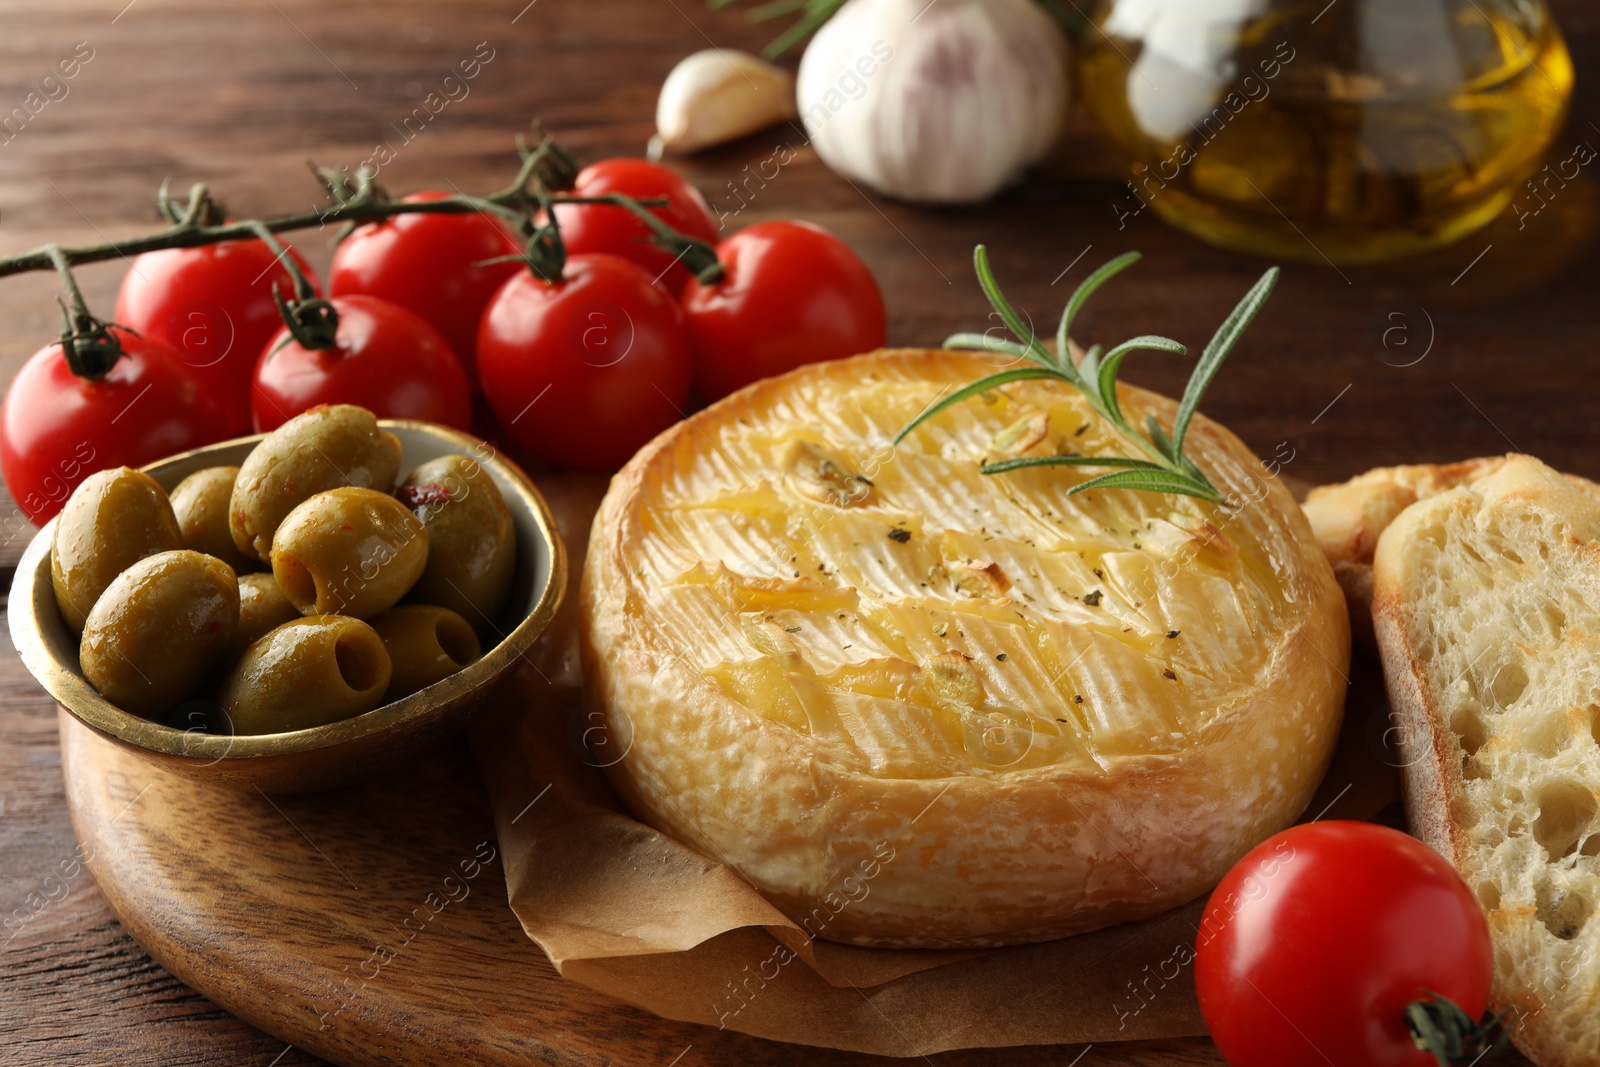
[1079,0,1573,263]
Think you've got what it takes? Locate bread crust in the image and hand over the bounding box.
[1373,456,1600,1067]
[1306,458,1600,648]
[1372,501,1467,857]
[583,350,1349,948]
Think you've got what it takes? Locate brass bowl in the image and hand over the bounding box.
[9,421,565,794]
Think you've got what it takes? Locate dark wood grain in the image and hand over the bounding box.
[0,0,1590,1063]
[57,706,1225,1067]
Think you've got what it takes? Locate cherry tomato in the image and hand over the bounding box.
[1195,821,1494,1067]
[252,295,471,432]
[681,221,886,401]
[549,159,719,294]
[476,254,691,470]
[1,330,231,524]
[114,237,322,434]
[329,191,522,383]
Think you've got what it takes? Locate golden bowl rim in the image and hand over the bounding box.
[9,419,566,762]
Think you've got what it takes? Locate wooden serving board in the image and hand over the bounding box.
[60,706,1232,1067]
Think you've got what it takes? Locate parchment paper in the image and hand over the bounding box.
[470,473,1395,1056]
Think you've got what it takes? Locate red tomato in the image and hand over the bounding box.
[1195,822,1494,1067]
[1,330,231,523]
[681,221,886,400]
[114,237,321,434]
[252,295,471,432]
[549,159,719,294]
[329,191,522,383]
[476,254,691,470]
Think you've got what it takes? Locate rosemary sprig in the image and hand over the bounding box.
[893,246,1279,505]
[710,0,1085,58]
[709,0,847,59]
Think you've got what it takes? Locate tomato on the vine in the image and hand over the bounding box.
[1195,821,1496,1067]
[1,330,230,523]
[114,237,321,434]
[681,220,886,400]
[476,254,691,470]
[252,295,471,432]
[549,159,719,294]
[329,191,523,382]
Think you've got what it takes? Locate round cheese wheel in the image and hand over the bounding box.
[581,350,1349,947]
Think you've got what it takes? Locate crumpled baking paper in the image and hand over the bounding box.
[470,473,1395,1057]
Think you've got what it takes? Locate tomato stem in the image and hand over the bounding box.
[516,126,580,192]
[9,129,713,377]
[246,220,340,353]
[523,191,568,283]
[155,178,226,228]
[47,245,126,381]
[1406,992,1515,1066]
[600,192,725,284]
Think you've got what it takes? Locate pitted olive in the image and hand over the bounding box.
[270,487,428,619]
[52,467,183,634]
[398,454,516,628]
[80,550,239,718]
[170,465,259,573]
[230,404,402,562]
[370,604,481,700]
[219,615,392,734]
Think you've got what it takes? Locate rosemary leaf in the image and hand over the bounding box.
[1145,414,1179,465]
[944,332,1049,366]
[1097,334,1186,427]
[716,0,1083,56]
[1058,252,1141,355]
[981,455,1163,475]
[973,246,1059,373]
[745,0,812,20]
[1065,468,1224,502]
[761,5,841,57]
[1171,267,1278,458]
[893,367,1063,445]
[1076,344,1104,401]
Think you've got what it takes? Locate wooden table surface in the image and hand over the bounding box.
[1,1,1593,1064]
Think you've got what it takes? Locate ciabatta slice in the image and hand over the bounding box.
[1373,454,1600,1067]
[1304,457,1600,647]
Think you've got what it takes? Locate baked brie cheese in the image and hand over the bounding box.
[581,350,1349,947]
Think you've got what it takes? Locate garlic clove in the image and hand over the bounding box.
[653,49,799,157]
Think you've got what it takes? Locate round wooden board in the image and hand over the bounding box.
[59,707,1229,1067]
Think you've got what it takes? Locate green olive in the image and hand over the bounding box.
[398,454,516,629]
[52,467,183,634]
[234,573,301,655]
[370,605,481,700]
[230,404,402,562]
[219,616,392,734]
[271,487,429,619]
[170,465,259,574]
[80,550,239,718]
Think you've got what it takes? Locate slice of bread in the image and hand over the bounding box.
[1305,457,1600,648]
[1373,455,1600,1067]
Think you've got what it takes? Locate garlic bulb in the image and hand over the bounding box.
[652,49,799,157]
[796,0,1070,204]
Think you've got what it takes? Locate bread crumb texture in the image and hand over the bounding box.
[583,351,1348,946]
[1375,455,1600,1067]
